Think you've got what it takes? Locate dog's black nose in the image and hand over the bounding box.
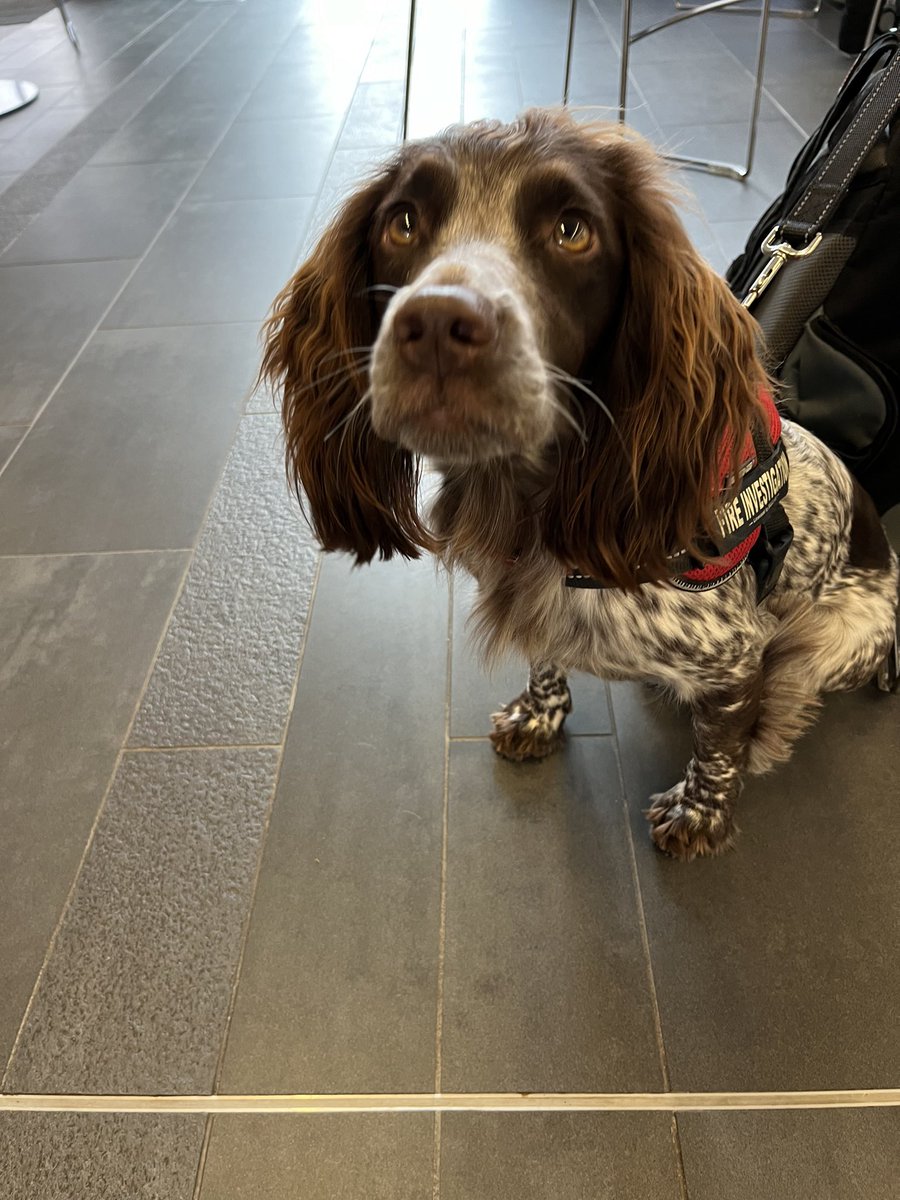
[392,286,496,375]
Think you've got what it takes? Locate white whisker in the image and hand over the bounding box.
[325,389,373,444]
[290,357,372,400]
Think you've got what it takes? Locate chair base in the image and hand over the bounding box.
[675,0,821,19]
[0,79,39,118]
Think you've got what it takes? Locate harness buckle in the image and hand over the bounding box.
[741,228,823,311]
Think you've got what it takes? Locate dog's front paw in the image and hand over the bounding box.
[489,688,570,762]
[645,781,736,861]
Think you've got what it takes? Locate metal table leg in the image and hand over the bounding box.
[599,0,773,178]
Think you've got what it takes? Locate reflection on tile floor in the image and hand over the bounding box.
[1,0,897,1195]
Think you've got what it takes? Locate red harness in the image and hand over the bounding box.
[565,392,793,601]
[677,392,784,589]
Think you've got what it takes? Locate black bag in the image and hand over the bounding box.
[727,33,900,517]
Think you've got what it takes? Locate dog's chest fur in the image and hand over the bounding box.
[432,421,856,700]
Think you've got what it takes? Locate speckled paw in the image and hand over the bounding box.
[645,782,737,861]
[489,695,568,762]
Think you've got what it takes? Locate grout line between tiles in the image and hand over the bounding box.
[671,1113,691,1200]
[606,686,690,1194]
[95,319,264,330]
[125,742,283,753]
[432,1111,443,1200]
[0,548,193,560]
[606,692,672,1092]
[432,571,454,1200]
[4,1088,900,1114]
[459,26,467,125]
[448,732,615,742]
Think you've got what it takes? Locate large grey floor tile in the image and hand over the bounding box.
[441,739,663,1092]
[632,55,782,128]
[0,551,188,1070]
[1,162,198,264]
[340,81,403,149]
[697,11,840,73]
[450,576,612,738]
[0,259,134,423]
[189,115,341,201]
[272,21,376,69]
[90,88,247,165]
[0,1113,205,1200]
[612,681,900,1091]
[103,197,312,326]
[765,64,850,138]
[313,144,393,227]
[405,19,465,138]
[674,135,804,227]
[464,73,523,124]
[4,747,279,1094]
[236,60,359,121]
[219,554,448,1093]
[712,217,758,269]
[0,324,260,554]
[678,1109,900,1200]
[0,103,92,174]
[0,86,72,140]
[199,1115,434,1200]
[441,1114,681,1199]
[131,415,320,747]
[666,117,805,202]
[154,51,276,107]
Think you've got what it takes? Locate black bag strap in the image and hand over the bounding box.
[779,36,900,247]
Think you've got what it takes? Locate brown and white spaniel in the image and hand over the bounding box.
[261,109,898,859]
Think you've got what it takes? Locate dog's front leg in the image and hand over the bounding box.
[646,672,763,860]
[490,662,572,761]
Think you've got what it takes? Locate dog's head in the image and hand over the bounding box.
[262,109,767,585]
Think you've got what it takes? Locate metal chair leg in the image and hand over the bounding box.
[402,0,417,141]
[675,0,820,19]
[55,0,79,49]
[563,0,578,105]
[864,0,893,48]
[613,0,773,178]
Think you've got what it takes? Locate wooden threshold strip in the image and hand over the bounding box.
[2,1090,900,1115]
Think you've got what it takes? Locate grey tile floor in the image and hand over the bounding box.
[1,0,899,1196]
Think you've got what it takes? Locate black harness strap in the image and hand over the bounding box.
[745,424,793,603]
[564,425,794,602]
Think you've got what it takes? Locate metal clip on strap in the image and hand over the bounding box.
[741,227,823,310]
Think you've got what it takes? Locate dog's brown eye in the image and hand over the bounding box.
[554,212,593,254]
[386,207,418,247]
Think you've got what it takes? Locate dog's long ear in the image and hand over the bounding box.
[542,127,768,587]
[260,171,431,563]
